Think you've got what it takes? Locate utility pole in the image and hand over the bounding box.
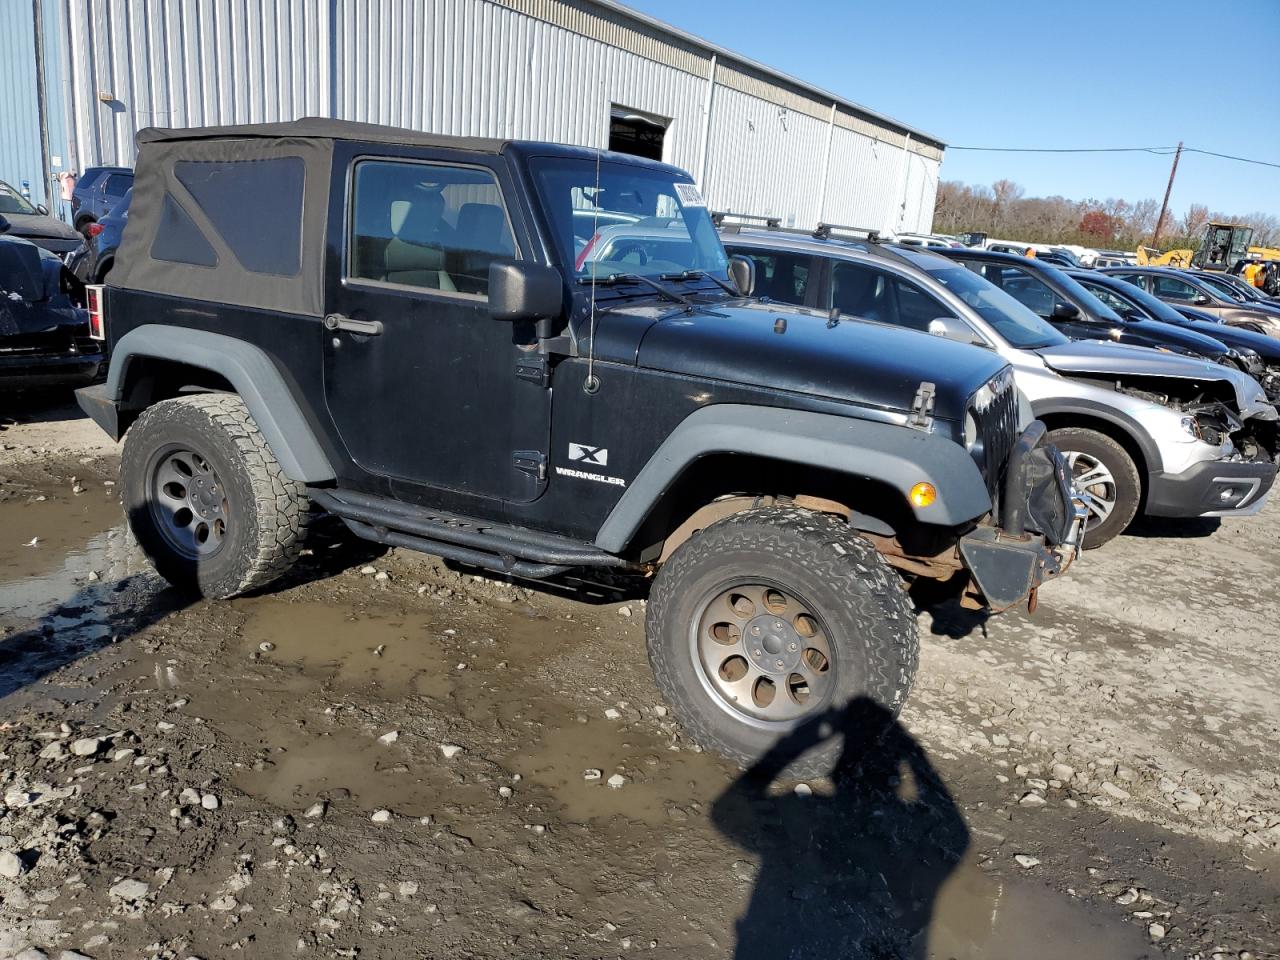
[1150,141,1183,250]
[32,0,52,210]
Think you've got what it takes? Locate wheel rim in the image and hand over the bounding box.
[1063,450,1117,531]
[690,580,837,726]
[147,445,230,560]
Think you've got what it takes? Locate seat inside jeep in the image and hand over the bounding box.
[351,162,516,296]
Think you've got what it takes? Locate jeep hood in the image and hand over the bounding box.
[594,300,1008,421]
[1035,340,1274,420]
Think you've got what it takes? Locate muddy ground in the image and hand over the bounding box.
[0,399,1277,960]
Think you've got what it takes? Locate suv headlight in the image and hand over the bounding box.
[1179,415,1201,440]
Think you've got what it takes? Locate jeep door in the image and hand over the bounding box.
[323,145,550,503]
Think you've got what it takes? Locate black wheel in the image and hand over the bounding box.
[1046,426,1141,549]
[646,507,918,778]
[121,394,309,598]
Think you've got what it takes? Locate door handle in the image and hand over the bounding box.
[324,313,383,336]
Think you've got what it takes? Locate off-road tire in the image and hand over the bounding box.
[121,394,308,598]
[646,507,918,779]
[1047,426,1141,549]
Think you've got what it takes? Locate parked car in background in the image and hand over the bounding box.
[69,188,131,284]
[1094,250,1138,268]
[1099,267,1280,338]
[70,166,133,234]
[985,240,1029,256]
[721,223,1278,548]
[1034,250,1079,268]
[1189,269,1280,307]
[930,247,1247,369]
[0,179,82,256]
[1069,269,1279,398]
[0,226,103,389]
[895,232,960,249]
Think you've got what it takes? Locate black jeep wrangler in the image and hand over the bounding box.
[77,119,1081,774]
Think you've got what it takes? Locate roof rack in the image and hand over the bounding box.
[814,222,883,243]
[711,211,782,230]
[711,211,890,245]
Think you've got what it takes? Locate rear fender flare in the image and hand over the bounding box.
[107,324,335,482]
[593,404,992,553]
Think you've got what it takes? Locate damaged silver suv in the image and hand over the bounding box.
[722,225,1278,547]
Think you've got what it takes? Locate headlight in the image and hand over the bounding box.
[1179,416,1201,439]
[964,411,979,448]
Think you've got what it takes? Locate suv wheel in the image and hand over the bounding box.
[1046,427,1141,549]
[121,394,309,598]
[646,507,918,778]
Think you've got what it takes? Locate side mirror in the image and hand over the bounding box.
[727,255,755,297]
[0,214,9,234]
[36,203,49,216]
[1051,301,1081,321]
[488,261,563,334]
[928,317,980,345]
[1193,293,1211,305]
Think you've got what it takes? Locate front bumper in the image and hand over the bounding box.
[958,422,1087,611]
[1145,457,1277,518]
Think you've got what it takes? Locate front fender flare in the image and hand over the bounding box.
[107,325,335,482]
[594,404,992,553]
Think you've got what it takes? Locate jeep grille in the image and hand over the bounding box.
[969,370,1019,501]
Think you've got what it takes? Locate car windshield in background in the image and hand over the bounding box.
[0,181,38,216]
[530,157,728,281]
[920,262,1068,349]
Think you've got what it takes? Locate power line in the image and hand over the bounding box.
[948,143,1278,169]
[1182,147,1280,170]
[948,145,1174,154]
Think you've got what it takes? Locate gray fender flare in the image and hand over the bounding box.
[1030,397,1163,474]
[594,404,992,553]
[108,325,335,482]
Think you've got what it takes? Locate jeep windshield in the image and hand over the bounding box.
[911,258,1068,350]
[529,157,730,293]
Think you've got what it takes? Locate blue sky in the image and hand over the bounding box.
[623,0,1280,217]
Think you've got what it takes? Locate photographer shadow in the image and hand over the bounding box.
[711,697,969,959]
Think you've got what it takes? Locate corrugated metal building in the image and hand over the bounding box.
[1,0,945,232]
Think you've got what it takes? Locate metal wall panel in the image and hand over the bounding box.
[0,1,42,204]
[32,0,941,232]
[0,0,69,209]
[60,0,329,169]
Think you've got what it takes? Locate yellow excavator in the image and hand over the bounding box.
[1137,222,1280,277]
[1136,245,1193,267]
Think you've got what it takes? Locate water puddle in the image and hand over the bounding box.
[515,719,728,825]
[236,598,455,700]
[926,853,1160,958]
[0,486,147,706]
[0,486,123,619]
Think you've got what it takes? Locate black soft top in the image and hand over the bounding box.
[135,117,509,154]
[110,119,685,316]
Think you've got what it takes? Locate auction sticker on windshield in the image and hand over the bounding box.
[674,183,705,207]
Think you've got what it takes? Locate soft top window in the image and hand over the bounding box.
[172,158,305,276]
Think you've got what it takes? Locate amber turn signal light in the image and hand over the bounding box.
[909,482,937,508]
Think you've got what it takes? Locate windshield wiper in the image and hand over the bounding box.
[577,272,693,307]
[659,269,738,295]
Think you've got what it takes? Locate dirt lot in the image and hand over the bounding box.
[1,399,1277,960]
